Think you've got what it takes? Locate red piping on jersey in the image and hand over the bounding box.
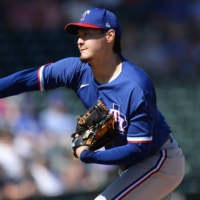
[128,140,152,143]
[37,62,52,91]
[37,67,41,91]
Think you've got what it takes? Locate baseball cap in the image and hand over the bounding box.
[65,8,121,37]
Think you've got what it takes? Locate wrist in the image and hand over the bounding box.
[76,146,89,158]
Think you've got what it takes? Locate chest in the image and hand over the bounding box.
[77,83,130,135]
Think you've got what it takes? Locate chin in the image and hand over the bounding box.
[80,56,92,63]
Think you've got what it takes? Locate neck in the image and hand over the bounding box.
[90,54,122,84]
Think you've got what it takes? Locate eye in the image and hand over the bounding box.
[77,30,92,38]
[84,31,90,36]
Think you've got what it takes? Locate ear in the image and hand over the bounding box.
[106,29,115,43]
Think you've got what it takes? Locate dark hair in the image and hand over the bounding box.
[113,35,121,55]
[101,29,122,55]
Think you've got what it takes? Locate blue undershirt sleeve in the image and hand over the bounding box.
[0,68,39,98]
[80,143,151,166]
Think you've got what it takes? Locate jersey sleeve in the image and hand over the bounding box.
[0,57,84,98]
[126,92,155,144]
[0,67,39,98]
[80,142,151,166]
[38,57,84,92]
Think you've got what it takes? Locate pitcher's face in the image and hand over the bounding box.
[77,28,107,63]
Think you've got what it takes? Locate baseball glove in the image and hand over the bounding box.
[71,100,116,158]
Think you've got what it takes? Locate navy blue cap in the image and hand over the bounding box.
[65,8,121,37]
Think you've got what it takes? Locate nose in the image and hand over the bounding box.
[77,37,84,46]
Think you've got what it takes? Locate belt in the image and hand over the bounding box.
[169,134,173,143]
[118,165,130,170]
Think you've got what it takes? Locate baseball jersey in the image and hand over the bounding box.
[0,55,171,166]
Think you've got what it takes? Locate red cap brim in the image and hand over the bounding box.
[65,23,102,35]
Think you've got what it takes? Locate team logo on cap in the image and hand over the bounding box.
[81,10,90,21]
[106,23,111,28]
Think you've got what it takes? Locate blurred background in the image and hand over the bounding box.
[0,0,199,199]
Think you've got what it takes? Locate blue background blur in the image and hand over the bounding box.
[0,0,199,199]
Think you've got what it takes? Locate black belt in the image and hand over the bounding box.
[169,134,173,143]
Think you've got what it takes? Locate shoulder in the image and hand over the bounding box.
[44,57,91,75]
[53,57,87,69]
[121,56,155,94]
[40,57,92,91]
